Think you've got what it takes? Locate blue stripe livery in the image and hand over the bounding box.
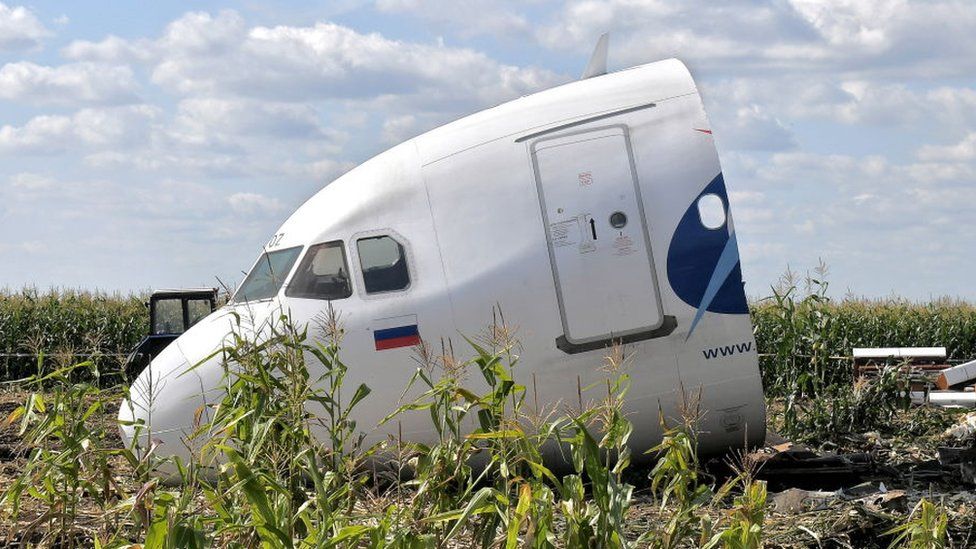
[666,173,749,339]
[374,324,419,341]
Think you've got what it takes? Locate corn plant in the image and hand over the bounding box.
[381,312,563,547]
[380,338,479,540]
[1,361,127,547]
[554,344,636,549]
[752,264,976,399]
[640,395,714,549]
[702,459,766,549]
[193,306,374,547]
[755,262,846,399]
[885,498,949,549]
[778,364,910,443]
[381,313,644,548]
[132,457,209,549]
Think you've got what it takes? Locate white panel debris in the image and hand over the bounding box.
[937,359,976,390]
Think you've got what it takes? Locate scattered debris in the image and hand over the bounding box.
[841,482,907,513]
[943,412,976,442]
[773,487,837,513]
[750,441,873,490]
[853,347,947,361]
[937,358,976,390]
[853,347,950,394]
[911,390,976,407]
[935,412,976,485]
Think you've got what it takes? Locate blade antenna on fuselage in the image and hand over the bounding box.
[580,32,609,79]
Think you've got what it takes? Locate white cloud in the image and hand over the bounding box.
[0,105,158,154]
[787,0,904,50]
[0,2,50,51]
[8,172,54,190]
[135,12,558,109]
[381,114,417,144]
[2,4,975,299]
[228,192,285,216]
[715,104,796,151]
[374,0,531,38]
[0,61,139,105]
[724,145,976,298]
[0,115,73,154]
[917,133,976,162]
[172,98,335,142]
[702,76,976,153]
[62,35,155,64]
[283,158,355,183]
[538,0,976,77]
[729,190,764,206]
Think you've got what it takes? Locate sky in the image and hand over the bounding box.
[1,0,974,301]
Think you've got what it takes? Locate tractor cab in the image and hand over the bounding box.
[124,288,218,377]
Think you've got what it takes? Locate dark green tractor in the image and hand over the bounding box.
[123,288,218,377]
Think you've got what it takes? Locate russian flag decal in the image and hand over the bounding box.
[373,314,421,351]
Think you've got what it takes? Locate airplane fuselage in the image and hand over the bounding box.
[121,58,766,463]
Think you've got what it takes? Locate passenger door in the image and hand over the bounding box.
[530,126,669,352]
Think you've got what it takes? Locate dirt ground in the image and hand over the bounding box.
[1,387,975,548]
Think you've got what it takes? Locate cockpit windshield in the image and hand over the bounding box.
[232,246,302,303]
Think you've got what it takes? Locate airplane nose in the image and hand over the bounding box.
[118,341,207,464]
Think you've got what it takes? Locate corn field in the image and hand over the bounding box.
[0,286,974,546]
[754,297,976,360]
[751,276,976,399]
[0,309,969,547]
[0,288,146,381]
[2,285,976,388]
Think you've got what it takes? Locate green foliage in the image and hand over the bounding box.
[0,287,147,382]
[6,281,976,390]
[703,475,766,549]
[642,404,713,549]
[0,361,130,546]
[754,265,921,443]
[779,364,911,442]
[648,411,709,511]
[752,265,976,396]
[195,306,375,547]
[4,299,968,548]
[558,347,635,549]
[381,316,639,548]
[885,498,949,549]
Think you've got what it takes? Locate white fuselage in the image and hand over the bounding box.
[120,58,766,463]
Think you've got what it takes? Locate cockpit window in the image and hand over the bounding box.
[357,235,410,293]
[232,246,302,303]
[285,241,352,300]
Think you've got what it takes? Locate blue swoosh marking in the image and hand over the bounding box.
[685,231,741,340]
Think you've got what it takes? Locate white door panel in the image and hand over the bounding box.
[531,126,665,347]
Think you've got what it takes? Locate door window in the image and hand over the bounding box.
[357,235,410,293]
[286,241,352,300]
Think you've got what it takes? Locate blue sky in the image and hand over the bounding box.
[1,0,975,300]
